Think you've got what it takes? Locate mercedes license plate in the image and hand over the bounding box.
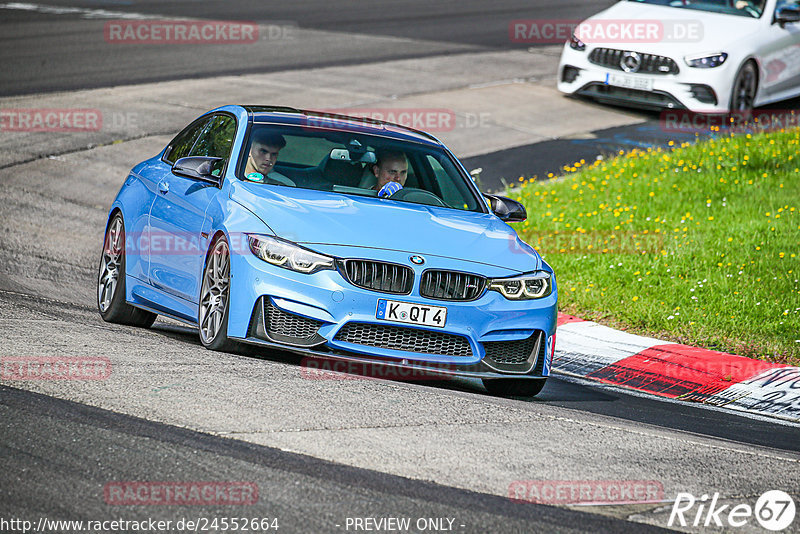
[605,72,654,92]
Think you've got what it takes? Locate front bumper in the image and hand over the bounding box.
[227,246,557,379]
[557,44,734,113]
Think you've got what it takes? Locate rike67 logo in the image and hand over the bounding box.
[669,490,796,531]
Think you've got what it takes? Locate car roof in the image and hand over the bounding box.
[242,105,444,147]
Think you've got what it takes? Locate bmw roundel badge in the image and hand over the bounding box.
[409,255,425,265]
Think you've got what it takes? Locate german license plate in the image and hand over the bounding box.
[605,72,654,91]
[376,299,447,328]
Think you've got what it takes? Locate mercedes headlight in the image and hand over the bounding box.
[488,272,552,300]
[569,32,586,51]
[247,234,334,274]
[685,53,728,68]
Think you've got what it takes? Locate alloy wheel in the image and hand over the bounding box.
[98,216,123,313]
[731,63,757,113]
[199,238,230,344]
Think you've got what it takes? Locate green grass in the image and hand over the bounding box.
[509,128,800,365]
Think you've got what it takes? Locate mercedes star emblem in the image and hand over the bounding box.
[620,51,642,73]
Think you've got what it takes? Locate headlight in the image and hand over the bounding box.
[685,53,728,68]
[569,32,586,51]
[247,234,334,274]
[488,272,552,300]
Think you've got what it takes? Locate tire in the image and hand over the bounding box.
[198,235,238,352]
[97,213,157,327]
[730,61,758,117]
[482,378,547,397]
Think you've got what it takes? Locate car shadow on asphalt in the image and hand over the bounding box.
[149,320,306,364]
[148,321,623,402]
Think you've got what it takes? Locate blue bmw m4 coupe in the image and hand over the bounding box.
[97,105,557,396]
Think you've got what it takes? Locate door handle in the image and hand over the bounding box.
[158,181,169,194]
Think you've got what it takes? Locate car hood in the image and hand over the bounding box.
[582,1,762,55]
[230,182,542,273]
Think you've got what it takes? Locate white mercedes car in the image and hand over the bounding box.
[557,0,800,112]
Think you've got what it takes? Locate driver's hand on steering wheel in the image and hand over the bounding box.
[378,181,403,198]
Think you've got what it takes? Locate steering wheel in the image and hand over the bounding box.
[388,187,446,207]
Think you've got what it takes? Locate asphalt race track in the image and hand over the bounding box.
[1,2,799,533]
[0,0,616,96]
[1,385,671,533]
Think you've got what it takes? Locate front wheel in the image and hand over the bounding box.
[730,61,758,116]
[97,213,157,327]
[198,236,237,351]
[482,378,547,397]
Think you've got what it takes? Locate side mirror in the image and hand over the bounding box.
[775,6,800,26]
[485,194,527,222]
[172,156,224,186]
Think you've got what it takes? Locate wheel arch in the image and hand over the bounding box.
[744,55,761,87]
[104,206,124,232]
[202,229,230,271]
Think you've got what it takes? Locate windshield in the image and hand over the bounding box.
[238,124,485,213]
[627,0,765,18]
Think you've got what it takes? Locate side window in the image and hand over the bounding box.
[191,115,237,161]
[164,118,211,164]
